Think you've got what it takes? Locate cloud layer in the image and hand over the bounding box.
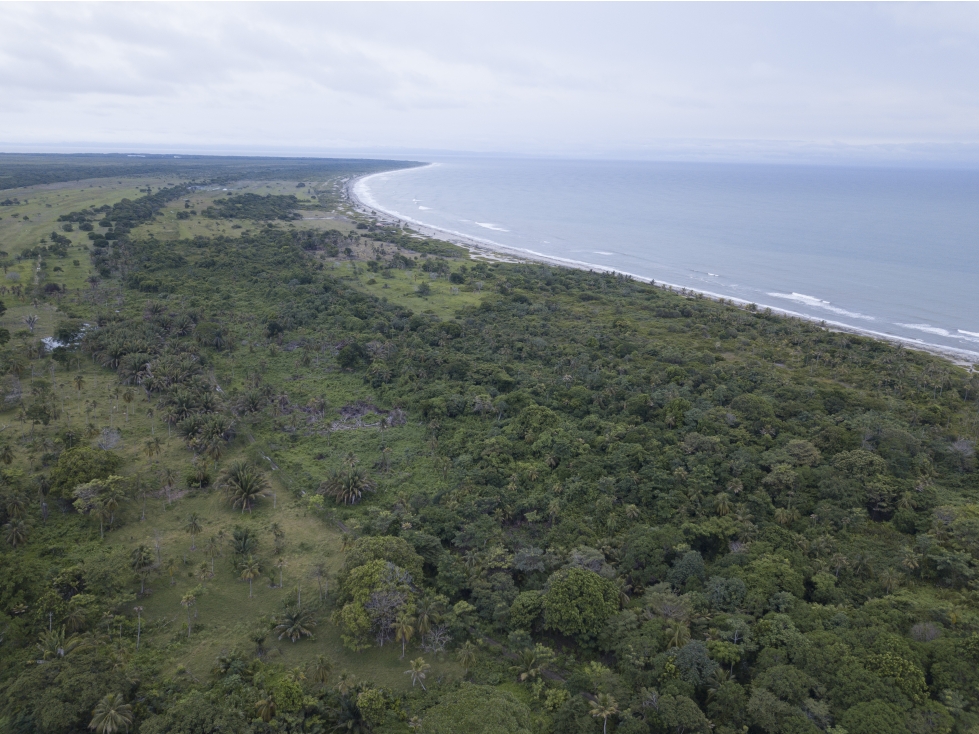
[3,3,979,162]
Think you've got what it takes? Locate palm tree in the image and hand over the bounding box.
[879,567,902,594]
[231,526,258,558]
[393,614,415,658]
[415,597,437,639]
[319,466,376,505]
[89,693,134,734]
[92,498,113,540]
[270,557,287,588]
[664,619,691,649]
[274,607,317,642]
[3,518,31,548]
[65,604,88,633]
[203,438,224,467]
[405,657,430,690]
[134,606,144,650]
[101,483,126,529]
[255,693,276,723]
[163,557,178,586]
[335,671,356,696]
[308,655,333,687]
[240,555,262,598]
[144,437,162,460]
[160,465,176,486]
[511,646,547,682]
[181,593,196,637]
[456,641,477,677]
[130,544,155,595]
[23,314,39,334]
[311,563,329,600]
[774,506,800,527]
[614,577,632,608]
[901,546,922,577]
[589,693,619,734]
[184,513,203,550]
[333,695,369,733]
[203,535,221,574]
[220,461,270,514]
[74,374,85,393]
[37,626,86,659]
[0,444,14,465]
[122,389,133,419]
[197,561,211,587]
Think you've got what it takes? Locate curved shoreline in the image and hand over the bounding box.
[347,168,978,368]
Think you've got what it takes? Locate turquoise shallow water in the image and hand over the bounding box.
[355,158,979,359]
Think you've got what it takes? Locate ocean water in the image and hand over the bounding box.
[355,158,979,359]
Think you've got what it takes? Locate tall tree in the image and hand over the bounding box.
[590,693,619,734]
[131,544,155,595]
[181,593,196,636]
[184,512,202,550]
[405,657,430,690]
[393,614,415,659]
[240,555,261,598]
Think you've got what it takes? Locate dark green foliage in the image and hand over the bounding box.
[673,640,718,686]
[203,193,304,221]
[0,152,420,191]
[422,684,532,734]
[54,319,84,344]
[340,535,424,582]
[139,691,236,734]
[509,590,545,630]
[49,447,122,498]
[667,550,706,590]
[839,700,910,734]
[542,568,618,642]
[1,648,128,734]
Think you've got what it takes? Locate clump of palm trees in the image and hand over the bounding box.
[220,460,270,513]
[273,605,317,642]
[318,453,376,505]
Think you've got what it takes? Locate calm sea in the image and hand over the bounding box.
[355,158,979,360]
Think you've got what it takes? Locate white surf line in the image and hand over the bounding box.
[345,171,978,367]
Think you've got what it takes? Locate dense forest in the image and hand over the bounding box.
[0,160,978,734]
[0,154,419,192]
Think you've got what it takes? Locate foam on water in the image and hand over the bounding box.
[768,292,875,320]
[898,323,951,337]
[897,324,979,344]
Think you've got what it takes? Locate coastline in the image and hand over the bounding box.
[347,168,978,369]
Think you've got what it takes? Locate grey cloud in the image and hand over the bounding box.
[1,2,978,160]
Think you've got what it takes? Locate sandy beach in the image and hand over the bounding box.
[346,169,978,369]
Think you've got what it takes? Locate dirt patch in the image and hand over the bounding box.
[331,400,406,431]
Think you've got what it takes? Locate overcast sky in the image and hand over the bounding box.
[3,2,979,164]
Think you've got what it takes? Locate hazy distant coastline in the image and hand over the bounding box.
[348,166,978,369]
